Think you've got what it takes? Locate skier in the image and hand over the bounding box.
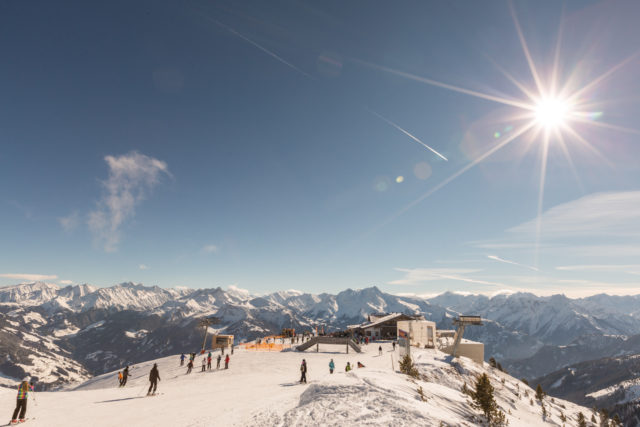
[299,359,307,384]
[201,357,206,372]
[216,354,221,369]
[148,363,160,395]
[186,359,193,374]
[180,353,186,366]
[378,345,382,356]
[231,346,234,355]
[357,361,365,368]
[345,362,351,372]
[392,341,396,351]
[121,366,130,387]
[329,359,335,374]
[207,352,212,370]
[221,346,225,356]
[224,354,230,369]
[9,377,32,424]
[117,371,123,386]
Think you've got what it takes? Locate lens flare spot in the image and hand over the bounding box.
[494,131,501,139]
[413,162,432,180]
[395,176,404,183]
[373,176,390,192]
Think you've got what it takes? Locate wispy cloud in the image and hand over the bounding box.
[487,255,539,271]
[508,191,640,237]
[7,200,33,219]
[58,279,73,285]
[389,267,505,287]
[202,244,219,254]
[139,264,149,270]
[58,212,80,232]
[88,152,170,252]
[0,273,57,282]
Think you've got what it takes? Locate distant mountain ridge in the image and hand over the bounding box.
[2,281,640,391]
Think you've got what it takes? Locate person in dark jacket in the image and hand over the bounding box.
[216,354,221,369]
[10,377,32,424]
[186,359,193,374]
[299,359,307,384]
[148,364,160,395]
[121,366,130,387]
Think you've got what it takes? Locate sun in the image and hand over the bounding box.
[534,96,571,130]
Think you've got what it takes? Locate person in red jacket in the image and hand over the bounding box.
[10,376,32,424]
[224,354,230,369]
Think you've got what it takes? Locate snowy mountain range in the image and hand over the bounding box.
[2,281,640,393]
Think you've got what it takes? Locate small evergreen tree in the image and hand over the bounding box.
[497,362,504,372]
[471,373,507,425]
[399,354,420,378]
[577,412,587,427]
[591,414,597,423]
[489,357,497,368]
[535,384,545,401]
[521,378,529,386]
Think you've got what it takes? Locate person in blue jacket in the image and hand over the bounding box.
[329,359,335,374]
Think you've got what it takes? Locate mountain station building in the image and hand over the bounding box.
[348,313,425,340]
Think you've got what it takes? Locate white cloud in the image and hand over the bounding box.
[508,191,640,238]
[202,244,219,254]
[58,279,74,285]
[0,273,57,282]
[88,152,170,252]
[388,267,505,287]
[487,255,539,271]
[139,264,149,270]
[58,212,80,232]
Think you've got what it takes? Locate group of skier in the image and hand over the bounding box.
[181,349,230,375]
[117,366,130,387]
[300,358,366,383]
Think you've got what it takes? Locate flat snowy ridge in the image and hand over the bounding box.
[0,343,591,426]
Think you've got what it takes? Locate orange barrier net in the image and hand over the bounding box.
[240,343,291,352]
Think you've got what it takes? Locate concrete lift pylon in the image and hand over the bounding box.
[451,315,483,358]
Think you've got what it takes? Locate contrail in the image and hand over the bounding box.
[487,255,539,271]
[367,109,448,161]
[199,13,313,79]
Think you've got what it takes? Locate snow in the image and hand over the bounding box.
[124,329,149,338]
[53,326,80,337]
[586,377,640,403]
[550,375,566,389]
[0,343,591,426]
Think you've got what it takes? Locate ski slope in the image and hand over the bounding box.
[0,343,593,426]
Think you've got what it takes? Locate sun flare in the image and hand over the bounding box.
[534,97,571,130]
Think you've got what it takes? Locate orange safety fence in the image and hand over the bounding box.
[240,343,292,352]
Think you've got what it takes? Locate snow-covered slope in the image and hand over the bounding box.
[0,343,594,427]
[3,281,640,392]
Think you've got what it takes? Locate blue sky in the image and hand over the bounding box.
[2,0,640,296]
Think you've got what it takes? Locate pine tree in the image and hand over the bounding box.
[497,363,504,372]
[535,384,544,401]
[591,414,597,423]
[471,373,507,425]
[489,357,497,368]
[577,412,587,427]
[399,354,420,378]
